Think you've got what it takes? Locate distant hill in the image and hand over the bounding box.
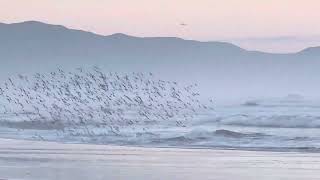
[0,21,320,99]
[297,46,320,55]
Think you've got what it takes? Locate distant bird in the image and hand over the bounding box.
[180,23,188,26]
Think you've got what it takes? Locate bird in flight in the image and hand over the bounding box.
[180,23,187,26]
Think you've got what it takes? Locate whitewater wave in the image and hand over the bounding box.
[213,129,267,138]
[204,97,320,129]
[184,129,267,139]
[215,114,320,128]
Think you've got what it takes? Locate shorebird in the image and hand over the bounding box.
[0,67,214,142]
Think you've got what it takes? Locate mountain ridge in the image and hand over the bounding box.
[0,20,320,98]
[0,21,248,52]
[3,20,319,54]
[2,21,319,55]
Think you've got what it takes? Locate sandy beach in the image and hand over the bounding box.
[0,138,319,180]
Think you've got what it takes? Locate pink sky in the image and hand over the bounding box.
[1,0,320,52]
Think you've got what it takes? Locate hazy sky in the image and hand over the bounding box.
[1,0,320,53]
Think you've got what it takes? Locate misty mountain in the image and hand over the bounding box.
[0,21,320,99]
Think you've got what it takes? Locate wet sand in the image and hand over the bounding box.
[0,138,319,180]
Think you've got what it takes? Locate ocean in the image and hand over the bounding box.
[1,95,319,152]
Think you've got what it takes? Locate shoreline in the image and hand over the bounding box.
[0,138,320,180]
[0,136,319,154]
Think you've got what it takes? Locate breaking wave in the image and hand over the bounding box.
[215,114,320,128]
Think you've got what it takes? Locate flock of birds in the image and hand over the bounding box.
[0,67,213,141]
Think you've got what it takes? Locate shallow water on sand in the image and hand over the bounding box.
[0,138,320,180]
